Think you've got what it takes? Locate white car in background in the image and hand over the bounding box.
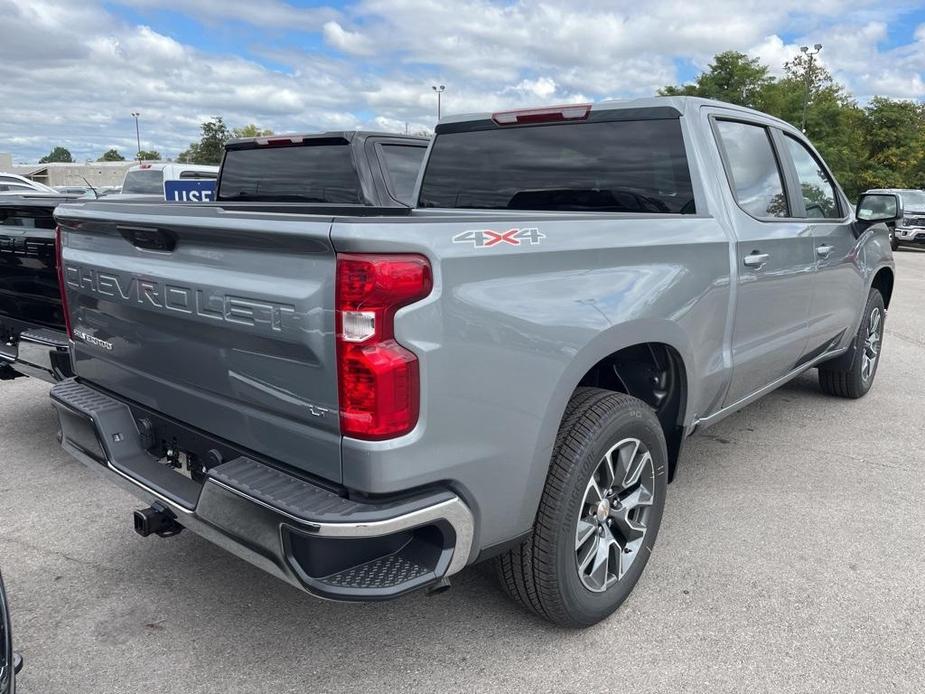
[0,173,58,195]
[120,162,218,197]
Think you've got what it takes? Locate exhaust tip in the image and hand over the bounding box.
[426,577,451,596]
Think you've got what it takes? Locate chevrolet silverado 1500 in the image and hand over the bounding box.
[50,98,899,626]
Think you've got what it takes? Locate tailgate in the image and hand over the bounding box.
[55,203,341,483]
[0,202,64,332]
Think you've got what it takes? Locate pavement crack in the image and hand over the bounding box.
[0,534,123,575]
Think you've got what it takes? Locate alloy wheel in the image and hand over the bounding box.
[575,437,655,593]
[860,307,882,384]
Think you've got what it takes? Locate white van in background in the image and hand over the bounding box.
[120,162,219,197]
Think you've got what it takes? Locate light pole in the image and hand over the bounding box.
[799,44,822,133]
[432,85,445,121]
[131,112,141,159]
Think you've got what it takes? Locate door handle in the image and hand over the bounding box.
[816,244,834,258]
[743,252,770,269]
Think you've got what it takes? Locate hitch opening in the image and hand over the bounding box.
[133,503,183,538]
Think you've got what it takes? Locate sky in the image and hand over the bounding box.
[1,0,924,163]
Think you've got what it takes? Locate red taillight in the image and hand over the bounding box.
[54,226,73,339]
[491,103,592,126]
[336,254,432,440]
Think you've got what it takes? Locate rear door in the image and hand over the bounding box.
[777,134,864,353]
[57,203,342,483]
[711,116,817,406]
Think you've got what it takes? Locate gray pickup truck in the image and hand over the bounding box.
[50,97,899,627]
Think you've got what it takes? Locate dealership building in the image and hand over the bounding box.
[0,153,134,188]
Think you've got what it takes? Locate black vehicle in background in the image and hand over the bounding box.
[0,570,23,694]
[0,195,75,383]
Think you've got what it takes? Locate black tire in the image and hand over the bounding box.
[496,388,668,627]
[890,233,899,252]
[818,288,885,399]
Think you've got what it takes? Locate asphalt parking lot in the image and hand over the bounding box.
[1,251,923,694]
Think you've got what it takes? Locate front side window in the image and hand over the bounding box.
[715,120,789,218]
[419,119,695,213]
[783,136,840,219]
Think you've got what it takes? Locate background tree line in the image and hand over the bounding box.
[661,51,925,198]
[34,120,269,166]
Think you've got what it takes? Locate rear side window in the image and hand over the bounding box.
[122,169,163,195]
[715,120,789,218]
[179,170,217,180]
[418,119,695,213]
[218,144,363,203]
[379,145,426,205]
[782,136,840,219]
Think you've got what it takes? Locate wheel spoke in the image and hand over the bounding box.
[610,507,646,543]
[583,475,603,507]
[618,483,654,511]
[587,535,611,587]
[613,439,642,489]
[575,517,597,551]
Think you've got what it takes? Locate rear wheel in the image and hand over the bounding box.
[496,388,667,627]
[818,288,885,399]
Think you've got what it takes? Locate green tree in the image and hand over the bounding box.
[98,148,125,162]
[660,51,772,108]
[232,124,273,139]
[857,97,925,192]
[38,146,73,163]
[136,150,161,161]
[177,117,230,165]
[663,49,925,199]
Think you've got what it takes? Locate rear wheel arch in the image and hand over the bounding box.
[536,325,694,488]
[573,342,688,480]
[871,266,894,309]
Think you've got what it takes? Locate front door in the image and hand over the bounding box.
[777,134,866,354]
[712,117,817,407]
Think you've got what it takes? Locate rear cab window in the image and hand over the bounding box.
[418,116,695,213]
[121,169,164,195]
[218,140,364,203]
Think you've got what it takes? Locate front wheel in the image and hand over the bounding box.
[889,231,899,252]
[818,288,885,398]
[496,388,667,627]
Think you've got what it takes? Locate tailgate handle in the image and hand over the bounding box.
[119,226,177,252]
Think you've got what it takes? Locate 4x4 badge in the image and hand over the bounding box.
[452,227,545,248]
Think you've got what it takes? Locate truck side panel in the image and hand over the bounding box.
[332,212,731,549]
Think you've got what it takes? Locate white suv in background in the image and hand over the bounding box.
[120,162,219,197]
[865,188,925,251]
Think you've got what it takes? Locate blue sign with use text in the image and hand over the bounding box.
[164,179,216,203]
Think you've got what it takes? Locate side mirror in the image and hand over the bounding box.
[856,193,903,224]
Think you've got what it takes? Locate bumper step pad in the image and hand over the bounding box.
[51,379,470,601]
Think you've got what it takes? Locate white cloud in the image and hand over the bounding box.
[0,0,922,163]
[323,21,375,56]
